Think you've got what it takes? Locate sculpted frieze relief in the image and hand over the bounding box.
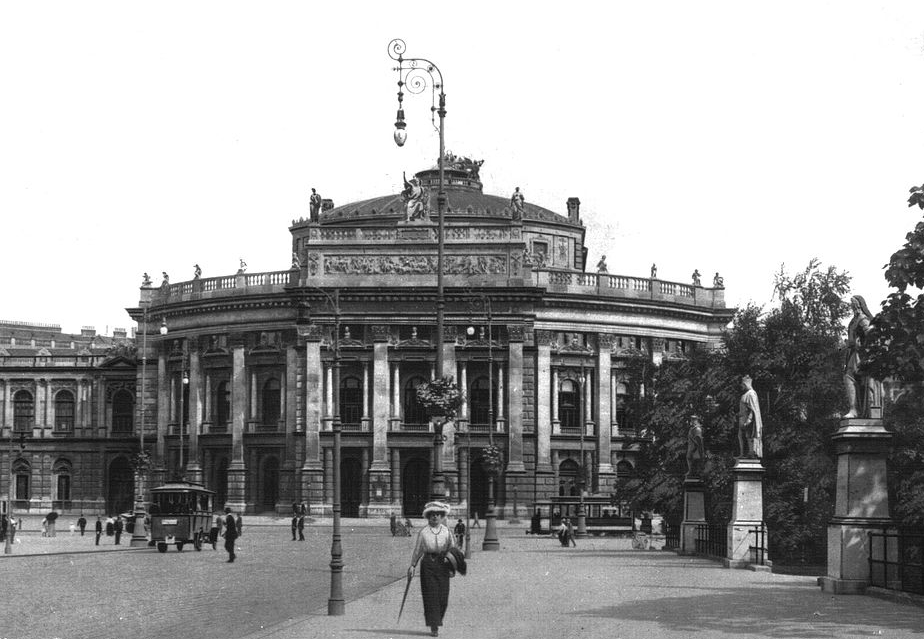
[323,254,508,275]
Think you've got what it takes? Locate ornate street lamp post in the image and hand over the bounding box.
[388,38,449,500]
[576,365,588,538]
[299,287,345,616]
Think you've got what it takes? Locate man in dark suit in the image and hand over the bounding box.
[223,507,238,562]
[95,516,102,546]
[297,513,305,541]
[114,516,123,545]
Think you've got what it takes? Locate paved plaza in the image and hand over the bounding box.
[3,517,922,639]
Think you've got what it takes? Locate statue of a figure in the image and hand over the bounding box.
[843,295,881,418]
[193,264,201,280]
[713,272,725,288]
[309,188,321,222]
[738,375,763,458]
[402,173,429,221]
[510,187,525,220]
[686,414,705,477]
[142,272,152,287]
[291,251,301,269]
[238,258,247,274]
[650,263,658,279]
[596,255,608,274]
[692,269,701,286]
[161,272,170,288]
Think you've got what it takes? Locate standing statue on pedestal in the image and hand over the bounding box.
[309,188,321,222]
[843,294,881,418]
[738,375,763,459]
[402,172,429,222]
[686,414,705,477]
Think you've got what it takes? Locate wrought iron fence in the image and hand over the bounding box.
[869,529,924,595]
[663,522,679,550]
[749,524,769,566]
[695,523,727,559]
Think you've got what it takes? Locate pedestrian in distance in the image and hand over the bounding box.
[236,513,243,538]
[390,511,397,537]
[222,507,238,562]
[77,513,87,536]
[566,517,577,547]
[407,502,456,637]
[41,517,48,537]
[95,516,102,546]
[291,514,298,541]
[210,511,223,550]
[114,516,123,545]
[470,512,481,529]
[557,518,569,547]
[105,516,115,537]
[297,513,305,541]
[453,519,465,549]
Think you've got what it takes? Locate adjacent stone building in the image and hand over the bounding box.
[2,160,734,517]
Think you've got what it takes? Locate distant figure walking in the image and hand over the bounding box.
[77,514,87,536]
[114,516,123,545]
[95,517,102,546]
[223,507,238,563]
[390,512,398,537]
[210,511,223,550]
[297,513,305,541]
[453,519,466,548]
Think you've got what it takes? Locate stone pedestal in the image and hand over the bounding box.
[819,418,892,594]
[680,477,706,554]
[225,463,247,513]
[364,468,393,518]
[724,458,768,569]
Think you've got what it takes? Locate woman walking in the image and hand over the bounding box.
[407,501,455,637]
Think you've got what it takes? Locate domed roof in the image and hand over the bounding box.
[320,165,573,226]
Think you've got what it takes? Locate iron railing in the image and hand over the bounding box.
[695,523,727,559]
[869,529,924,595]
[663,522,680,550]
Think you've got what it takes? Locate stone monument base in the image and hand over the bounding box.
[679,477,706,555]
[724,458,769,570]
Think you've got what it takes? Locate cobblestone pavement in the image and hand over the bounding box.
[2,520,415,639]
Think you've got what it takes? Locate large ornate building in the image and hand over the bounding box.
[2,160,734,517]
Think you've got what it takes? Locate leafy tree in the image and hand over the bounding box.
[623,260,849,563]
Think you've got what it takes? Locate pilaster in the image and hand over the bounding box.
[535,330,553,473]
[506,326,526,473]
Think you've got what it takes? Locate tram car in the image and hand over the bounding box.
[527,496,634,536]
[148,481,216,553]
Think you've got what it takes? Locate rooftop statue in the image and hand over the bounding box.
[737,375,763,459]
[596,255,608,274]
[402,172,430,222]
[309,188,321,222]
[161,272,170,288]
[193,264,201,280]
[238,258,248,274]
[650,263,657,279]
[692,269,701,286]
[443,152,483,180]
[142,272,152,287]
[713,272,725,288]
[510,187,525,220]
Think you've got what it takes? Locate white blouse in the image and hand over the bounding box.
[410,523,454,566]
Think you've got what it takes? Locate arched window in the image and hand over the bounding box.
[616,460,634,481]
[470,376,495,427]
[216,381,231,427]
[262,378,281,426]
[112,388,134,433]
[13,390,34,432]
[558,458,580,497]
[339,376,362,427]
[13,459,31,506]
[403,377,429,427]
[558,380,579,431]
[54,390,75,432]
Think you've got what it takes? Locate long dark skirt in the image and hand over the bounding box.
[419,554,450,628]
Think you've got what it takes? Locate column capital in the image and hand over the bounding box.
[535,330,555,346]
[229,332,248,350]
[507,324,526,343]
[371,325,392,343]
[297,324,324,342]
[597,333,617,351]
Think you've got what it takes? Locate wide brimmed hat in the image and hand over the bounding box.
[422,501,451,517]
[445,546,467,577]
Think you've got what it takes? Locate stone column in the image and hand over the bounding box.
[551,368,560,434]
[323,446,333,513]
[390,361,401,430]
[496,363,505,432]
[204,372,212,428]
[535,330,554,473]
[155,350,169,481]
[361,361,371,432]
[186,346,203,483]
[226,335,248,511]
[280,344,298,509]
[820,418,893,594]
[441,330,458,492]
[324,362,334,430]
[299,325,323,506]
[724,458,768,570]
[610,371,619,436]
[506,326,525,474]
[390,448,402,511]
[459,361,469,421]
[596,334,615,492]
[369,326,391,510]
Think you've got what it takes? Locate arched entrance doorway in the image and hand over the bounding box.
[402,457,429,516]
[260,456,279,512]
[470,455,489,520]
[107,457,134,515]
[341,457,362,517]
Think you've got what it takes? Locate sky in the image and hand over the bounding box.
[2,2,924,335]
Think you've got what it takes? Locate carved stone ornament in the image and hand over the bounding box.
[306,253,320,277]
[370,325,392,343]
[597,334,617,351]
[535,330,555,347]
[507,324,526,342]
[323,254,507,276]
